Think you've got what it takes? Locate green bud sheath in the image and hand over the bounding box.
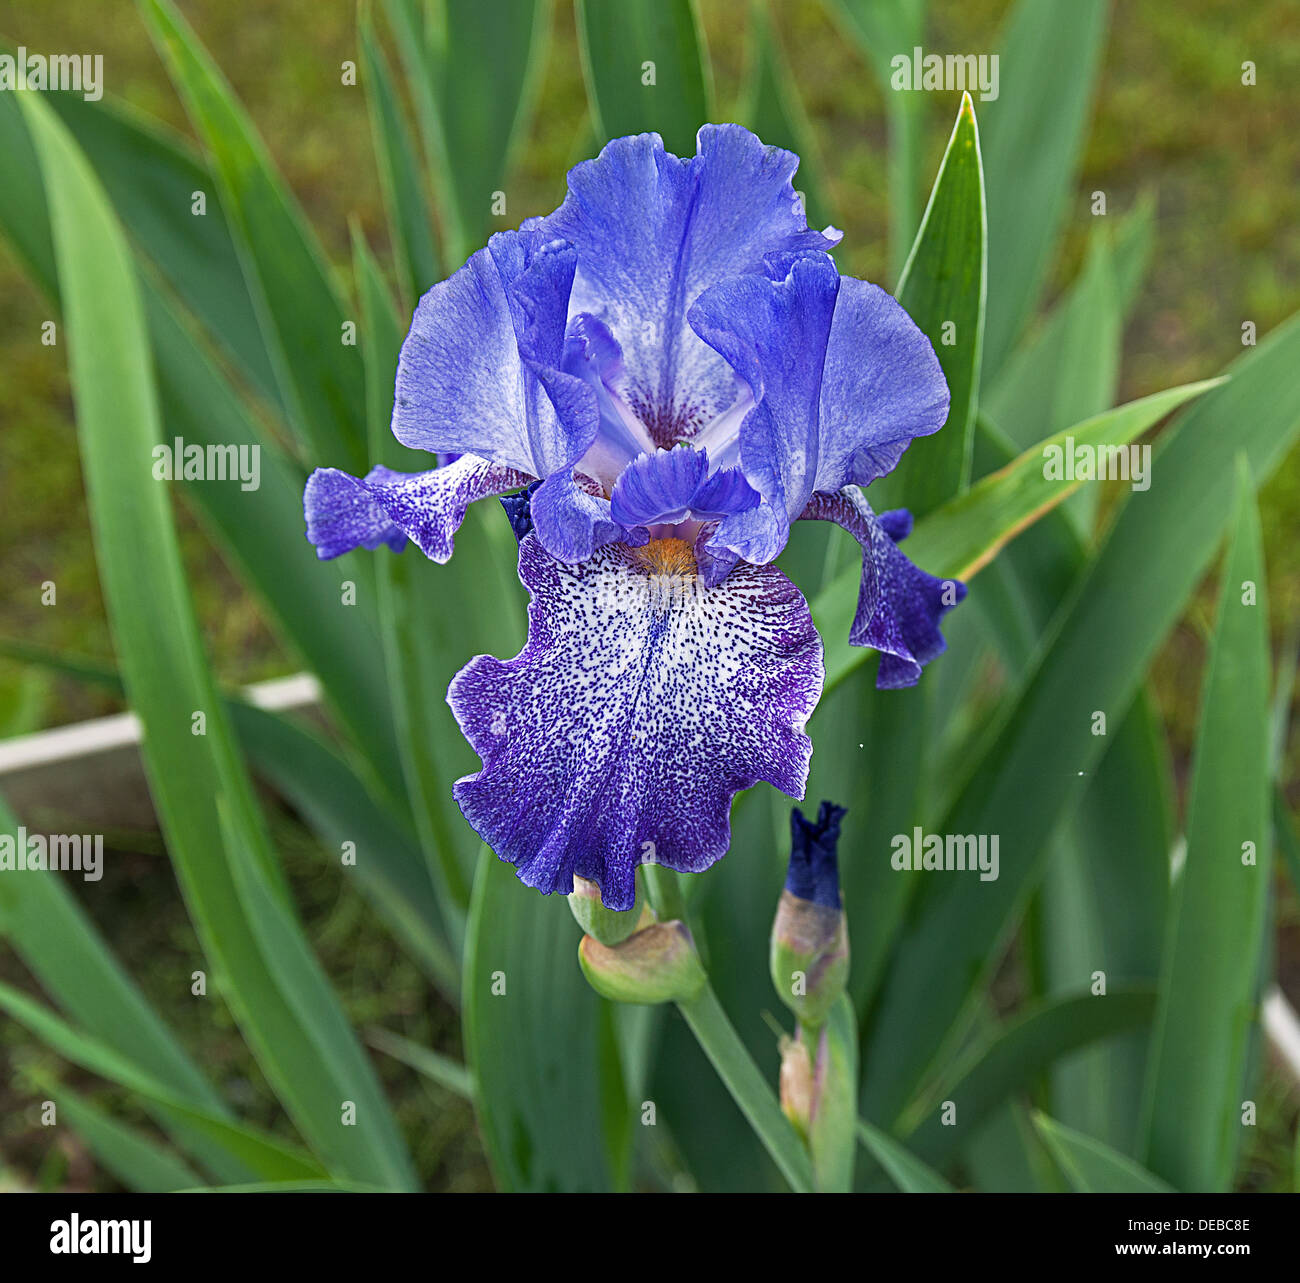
[769,890,850,1028]
[568,873,645,945]
[579,920,706,1005]
[807,995,859,1192]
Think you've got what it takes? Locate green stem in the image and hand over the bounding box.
[676,984,814,1193]
[641,863,688,923]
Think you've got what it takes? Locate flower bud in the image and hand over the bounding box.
[568,874,644,945]
[770,801,849,1028]
[778,1033,814,1141]
[578,920,706,1005]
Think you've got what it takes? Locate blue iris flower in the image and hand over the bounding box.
[303,126,965,910]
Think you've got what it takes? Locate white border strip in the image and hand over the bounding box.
[0,671,321,775]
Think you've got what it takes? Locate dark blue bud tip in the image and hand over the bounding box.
[499,479,542,543]
[785,801,847,909]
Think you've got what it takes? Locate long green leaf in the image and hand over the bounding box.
[901,989,1157,1165]
[22,90,413,1189]
[979,0,1109,376]
[985,192,1156,453]
[0,797,250,1184]
[138,0,367,472]
[858,314,1300,1128]
[359,2,441,308]
[1033,1113,1174,1193]
[38,86,283,410]
[463,855,626,1191]
[823,0,926,279]
[739,0,835,230]
[227,701,458,997]
[0,89,405,799]
[367,1028,472,1100]
[353,230,472,919]
[1142,461,1272,1191]
[0,983,326,1184]
[23,1070,202,1193]
[857,1120,954,1193]
[885,93,986,517]
[815,378,1224,690]
[576,0,713,157]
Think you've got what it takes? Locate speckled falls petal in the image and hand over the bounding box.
[303,455,532,561]
[801,487,965,689]
[447,535,825,910]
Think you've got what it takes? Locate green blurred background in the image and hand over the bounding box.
[0,0,1297,1190]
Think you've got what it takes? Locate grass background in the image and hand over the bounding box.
[0,0,1297,1190]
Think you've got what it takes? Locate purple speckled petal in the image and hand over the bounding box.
[801,487,966,689]
[303,455,531,562]
[447,535,824,909]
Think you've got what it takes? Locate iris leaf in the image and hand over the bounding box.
[857,1119,955,1193]
[886,92,987,519]
[1141,460,1272,1192]
[979,0,1110,377]
[815,378,1225,690]
[137,0,368,473]
[857,313,1300,1130]
[1034,1113,1174,1194]
[22,91,413,1188]
[21,1069,203,1193]
[576,0,713,158]
[0,981,326,1184]
[359,2,442,309]
[463,854,628,1191]
[900,988,1157,1165]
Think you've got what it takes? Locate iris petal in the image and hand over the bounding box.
[448,535,824,909]
[303,455,532,562]
[392,228,597,478]
[802,488,965,688]
[541,125,840,450]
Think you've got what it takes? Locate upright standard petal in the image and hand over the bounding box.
[816,277,951,488]
[304,454,531,562]
[448,535,824,910]
[802,488,965,688]
[691,258,950,566]
[542,125,839,449]
[391,228,597,477]
[689,256,840,563]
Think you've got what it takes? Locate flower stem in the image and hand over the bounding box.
[676,983,814,1193]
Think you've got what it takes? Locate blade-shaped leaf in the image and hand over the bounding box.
[823,0,926,278]
[857,1119,955,1193]
[882,93,986,518]
[23,91,413,1188]
[1141,461,1272,1191]
[359,3,441,308]
[463,855,627,1191]
[979,0,1109,377]
[901,989,1157,1165]
[1034,1113,1174,1193]
[814,378,1225,690]
[22,1070,202,1193]
[0,795,251,1185]
[738,0,835,230]
[576,0,713,157]
[138,0,367,472]
[858,314,1300,1128]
